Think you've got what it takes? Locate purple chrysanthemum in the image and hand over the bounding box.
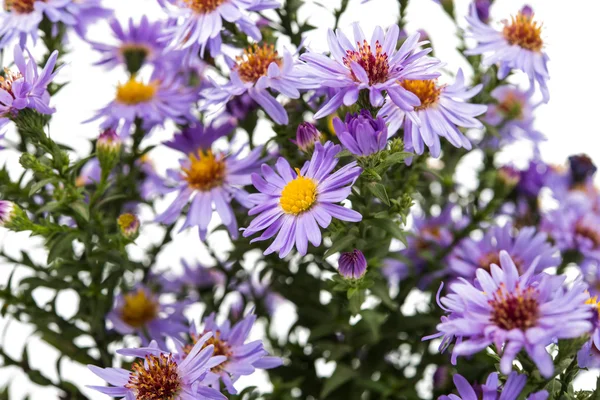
[430,251,592,378]
[300,23,441,119]
[106,286,188,346]
[0,45,59,130]
[441,372,548,400]
[333,110,387,156]
[180,312,282,394]
[465,5,550,102]
[242,141,362,258]
[88,337,226,400]
[156,127,263,240]
[379,69,487,157]
[449,224,560,279]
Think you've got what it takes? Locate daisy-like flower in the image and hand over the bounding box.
[465,5,550,102]
[545,154,598,205]
[441,372,548,400]
[242,141,362,258]
[88,337,226,400]
[202,43,311,125]
[159,0,279,56]
[156,127,263,240]
[180,312,282,394]
[449,224,559,279]
[299,23,441,119]
[0,45,59,131]
[431,250,592,378]
[379,69,487,157]
[106,286,188,346]
[88,72,196,136]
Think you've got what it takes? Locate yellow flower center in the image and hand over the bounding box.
[116,79,157,105]
[585,294,600,319]
[489,283,539,331]
[280,169,318,215]
[120,288,159,328]
[183,0,225,13]
[126,354,181,400]
[343,40,389,85]
[235,44,282,84]
[118,213,138,234]
[182,150,226,191]
[400,79,442,111]
[183,332,231,372]
[3,0,38,13]
[503,12,543,52]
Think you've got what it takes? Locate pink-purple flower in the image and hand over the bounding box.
[441,372,548,400]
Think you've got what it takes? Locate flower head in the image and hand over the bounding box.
[466,5,550,102]
[333,110,387,156]
[431,251,592,378]
[338,249,367,279]
[379,69,486,157]
[243,142,362,258]
[300,23,441,119]
[441,372,548,400]
[88,336,227,400]
[293,122,322,152]
[118,213,140,240]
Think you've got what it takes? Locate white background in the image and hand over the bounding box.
[1,0,600,398]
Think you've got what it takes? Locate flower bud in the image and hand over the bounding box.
[338,249,367,279]
[474,0,491,23]
[97,128,122,173]
[118,213,140,241]
[293,122,322,152]
[520,5,534,17]
[333,110,388,156]
[568,154,597,184]
[0,200,16,227]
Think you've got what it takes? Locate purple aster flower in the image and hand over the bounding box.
[225,92,257,121]
[300,23,441,119]
[292,122,322,152]
[379,69,486,157]
[0,45,59,130]
[449,224,560,279]
[156,129,263,240]
[333,110,387,156]
[202,44,311,125]
[473,0,491,24]
[441,372,548,400]
[67,0,113,38]
[242,141,362,258]
[76,158,102,187]
[235,270,285,316]
[0,200,16,226]
[164,117,236,154]
[159,0,279,56]
[180,312,282,394]
[516,158,549,198]
[88,337,227,400]
[106,285,188,346]
[465,5,550,102]
[338,249,367,279]
[137,154,173,201]
[157,259,226,294]
[577,295,600,369]
[431,250,592,378]
[87,72,196,136]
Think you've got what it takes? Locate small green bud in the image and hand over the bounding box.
[97,128,122,173]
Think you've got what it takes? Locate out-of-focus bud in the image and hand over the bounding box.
[338,249,367,279]
[226,93,257,121]
[416,29,430,42]
[293,122,322,152]
[0,201,32,231]
[118,213,140,241]
[568,154,597,184]
[498,165,521,188]
[97,128,122,173]
[0,200,17,227]
[474,0,491,23]
[520,5,534,17]
[433,366,451,392]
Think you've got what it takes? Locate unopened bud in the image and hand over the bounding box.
[118,213,140,241]
[338,249,367,279]
[97,128,121,173]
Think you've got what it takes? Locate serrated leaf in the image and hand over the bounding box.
[367,182,390,206]
[320,364,357,398]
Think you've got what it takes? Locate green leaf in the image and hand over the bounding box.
[324,234,356,258]
[69,201,89,221]
[28,178,55,196]
[366,218,407,245]
[367,182,390,206]
[348,290,365,315]
[320,364,357,398]
[347,287,358,299]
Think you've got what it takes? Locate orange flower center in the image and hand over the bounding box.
[343,40,389,85]
[182,150,226,191]
[489,283,539,331]
[497,92,525,120]
[502,12,543,52]
[119,288,159,328]
[235,44,282,84]
[183,0,225,13]
[3,0,39,13]
[126,354,181,400]
[0,68,24,99]
[400,79,442,111]
[183,332,232,372]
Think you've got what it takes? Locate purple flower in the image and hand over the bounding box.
[243,141,362,258]
[577,295,600,368]
[473,0,491,23]
[517,159,549,198]
[431,251,592,378]
[0,200,16,226]
[156,132,263,240]
[182,312,282,394]
[441,372,548,400]
[76,158,102,187]
[225,92,257,121]
[293,122,322,152]
[158,259,225,294]
[449,224,560,279]
[159,0,279,56]
[0,45,59,130]
[202,44,311,125]
[164,118,236,154]
[333,110,387,156]
[379,69,486,157]
[338,249,367,279]
[300,23,441,119]
[106,285,188,346]
[466,5,550,102]
[88,337,227,400]
[568,154,597,184]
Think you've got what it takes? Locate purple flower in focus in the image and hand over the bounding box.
[0,45,59,130]
[181,312,282,394]
[88,337,227,400]
[466,5,550,102]
[430,251,592,378]
[293,122,322,152]
[300,23,441,119]
[243,142,362,258]
[441,372,548,400]
[449,224,559,279]
[338,249,367,279]
[379,69,486,157]
[333,110,387,156]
